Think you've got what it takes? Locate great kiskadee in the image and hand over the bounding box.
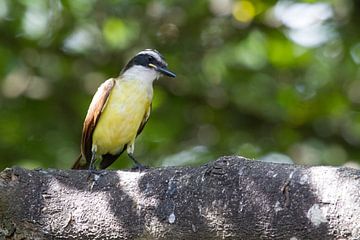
[72,49,176,170]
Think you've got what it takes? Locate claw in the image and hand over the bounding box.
[131,163,149,172]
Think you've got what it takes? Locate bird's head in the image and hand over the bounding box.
[121,49,176,81]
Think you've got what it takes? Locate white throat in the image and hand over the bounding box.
[121,65,160,83]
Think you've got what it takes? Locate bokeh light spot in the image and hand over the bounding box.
[350,43,360,64]
[232,0,256,23]
[209,0,232,16]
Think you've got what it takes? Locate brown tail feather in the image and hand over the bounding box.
[71,153,89,170]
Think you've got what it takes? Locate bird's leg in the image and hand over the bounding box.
[89,149,97,171]
[87,148,98,181]
[128,153,146,171]
[127,141,147,171]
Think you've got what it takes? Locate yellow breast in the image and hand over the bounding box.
[92,79,152,155]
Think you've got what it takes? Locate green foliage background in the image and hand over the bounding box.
[1,0,360,169]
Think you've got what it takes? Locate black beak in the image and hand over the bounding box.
[156,66,176,78]
[149,64,176,78]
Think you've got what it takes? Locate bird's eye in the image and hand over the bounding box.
[147,56,154,62]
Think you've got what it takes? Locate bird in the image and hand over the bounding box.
[72,49,176,170]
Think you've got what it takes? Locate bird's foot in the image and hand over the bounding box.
[86,167,102,181]
[131,163,149,172]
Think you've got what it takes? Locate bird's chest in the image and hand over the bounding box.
[109,81,152,118]
[93,80,152,154]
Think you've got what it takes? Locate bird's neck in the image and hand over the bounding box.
[117,66,156,98]
[121,65,159,84]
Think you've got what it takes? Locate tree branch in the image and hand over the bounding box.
[1,156,360,239]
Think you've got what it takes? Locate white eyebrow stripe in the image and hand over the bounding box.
[137,50,163,64]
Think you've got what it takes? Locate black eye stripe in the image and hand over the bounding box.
[121,52,166,73]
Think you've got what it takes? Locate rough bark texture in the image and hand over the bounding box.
[0,156,360,240]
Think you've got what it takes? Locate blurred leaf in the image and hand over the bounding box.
[102,18,139,50]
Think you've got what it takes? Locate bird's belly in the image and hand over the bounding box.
[92,82,151,155]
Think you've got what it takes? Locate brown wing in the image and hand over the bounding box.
[81,78,115,163]
[137,102,152,137]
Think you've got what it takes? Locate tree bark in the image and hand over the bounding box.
[0,156,360,240]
